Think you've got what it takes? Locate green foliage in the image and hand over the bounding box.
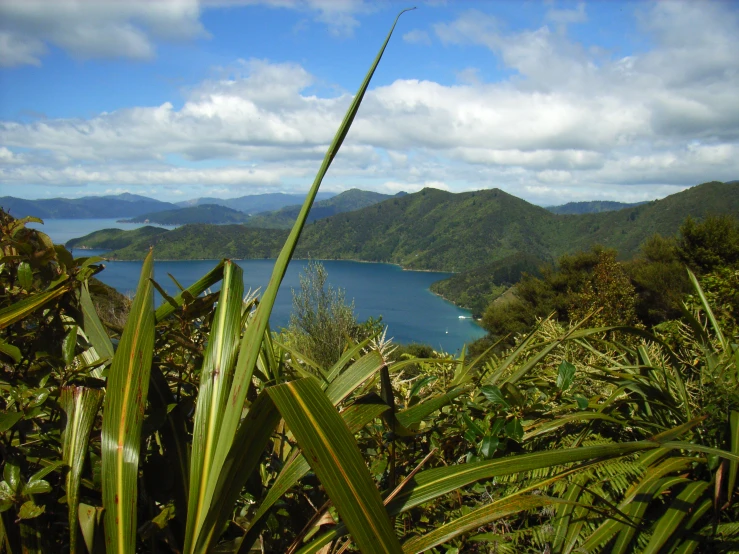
[286,261,360,368]
[66,225,167,250]
[569,249,637,327]
[430,252,543,317]
[678,214,739,272]
[546,200,647,215]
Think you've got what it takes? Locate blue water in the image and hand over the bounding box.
[30,220,486,353]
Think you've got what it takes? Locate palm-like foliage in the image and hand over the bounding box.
[2,12,739,554]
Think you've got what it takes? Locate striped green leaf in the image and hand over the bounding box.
[60,387,104,554]
[101,250,155,554]
[300,441,662,554]
[0,285,70,329]
[185,260,244,553]
[266,378,402,553]
[238,394,391,553]
[402,495,559,553]
[79,280,114,362]
[642,481,710,554]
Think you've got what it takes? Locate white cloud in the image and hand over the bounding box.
[0,0,371,67]
[546,2,587,25]
[0,0,207,65]
[403,29,432,46]
[1,1,738,205]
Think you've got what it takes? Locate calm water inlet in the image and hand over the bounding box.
[29,218,486,352]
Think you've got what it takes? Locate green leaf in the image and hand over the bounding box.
[0,337,21,363]
[23,481,50,495]
[18,501,44,520]
[479,436,499,459]
[185,261,245,553]
[402,495,558,553]
[0,411,23,433]
[409,375,437,399]
[4,461,20,494]
[62,324,78,365]
[79,281,114,362]
[396,387,468,428]
[686,267,727,351]
[729,411,739,498]
[239,394,390,553]
[101,250,155,554]
[78,503,105,554]
[574,395,589,410]
[642,481,710,554]
[207,15,411,550]
[556,361,576,391]
[17,262,32,290]
[154,260,225,323]
[325,350,385,405]
[61,387,104,554]
[266,378,401,553]
[505,418,524,442]
[0,285,70,329]
[481,385,509,408]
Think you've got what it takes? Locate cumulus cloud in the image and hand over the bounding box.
[1,1,738,204]
[403,29,432,46]
[0,0,371,66]
[0,0,207,65]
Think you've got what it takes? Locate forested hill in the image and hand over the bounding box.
[546,200,646,214]
[121,204,250,225]
[67,181,739,270]
[243,189,397,229]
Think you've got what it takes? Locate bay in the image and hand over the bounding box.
[29,218,486,352]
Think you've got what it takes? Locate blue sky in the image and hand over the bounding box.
[0,0,737,206]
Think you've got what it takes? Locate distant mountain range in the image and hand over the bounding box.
[546,200,647,215]
[243,189,400,229]
[119,189,397,226]
[66,181,739,271]
[0,191,337,220]
[175,192,336,214]
[0,193,177,219]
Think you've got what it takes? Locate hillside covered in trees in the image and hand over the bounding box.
[67,181,739,270]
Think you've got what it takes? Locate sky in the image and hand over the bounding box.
[0,0,737,206]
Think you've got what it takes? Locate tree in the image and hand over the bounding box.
[570,249,637,327]
[678,215,739,272]
[287,261,359,367]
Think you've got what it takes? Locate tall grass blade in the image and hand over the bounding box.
[101,250,155,553]
[204,11,412,540]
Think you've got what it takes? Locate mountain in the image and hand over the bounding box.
[66,226,169,251]
[176,192,336,214]
[429,253,544,316]
[243,189,397,229]
[547,200,647,215]
[120,204,250,225]
[66,181,739,274]
[0,193,177,219]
